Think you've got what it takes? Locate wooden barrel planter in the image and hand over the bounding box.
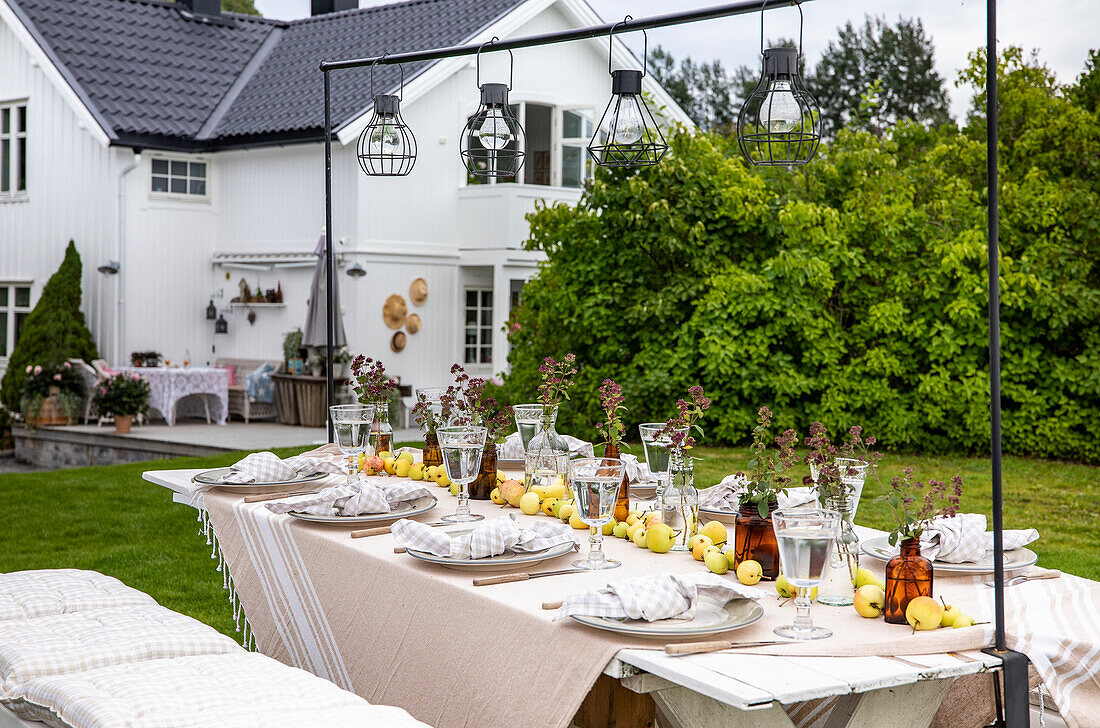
[32,388,71,427]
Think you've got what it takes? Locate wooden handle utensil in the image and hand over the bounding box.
[665,640,785,655]
[350,526,391,538]
[542,600,564,610]
[243,490,318,503]
[473,567,584,587]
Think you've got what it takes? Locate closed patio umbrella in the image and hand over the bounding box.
[302,232,347,351]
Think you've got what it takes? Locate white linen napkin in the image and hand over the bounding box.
[697,473,817,512]
[219,451,346,484]
[391,514,575,560]
[554,572,765,622]
[497,432,595,460]
[264,477,435,517]
[906,514,1039,563]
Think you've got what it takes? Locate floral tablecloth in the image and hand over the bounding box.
[121,367,228,426]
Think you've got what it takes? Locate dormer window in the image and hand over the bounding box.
[150,155,208,199]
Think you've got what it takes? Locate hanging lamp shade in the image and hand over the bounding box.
[357,59,417,176]
[588,19,667,168]
[214,313,228,335]
[460,40,525,179]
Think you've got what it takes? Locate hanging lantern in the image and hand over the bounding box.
[357,56,417,176]
[205,299,217,320]
[460,38,525,179]
[214,313,228,335]
[736,2,821,167]
[588,17,667,168]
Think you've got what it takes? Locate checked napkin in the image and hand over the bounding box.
[264,477,435,517]
[554,572,765,622]
[219,451,346,484]
[906,513,1039,563]
[698,473,818,511]
[391,515,574,560]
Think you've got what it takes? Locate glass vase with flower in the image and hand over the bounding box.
[412,386,448,468]
[595,378,630,522]
[875,467,964,623]
[657,386,711,551]
[733,406,799,580]
[349,356,397,455]
[524,354,576,496]
[443,365,513,500]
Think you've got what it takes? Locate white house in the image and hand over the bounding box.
[0,0,689,395]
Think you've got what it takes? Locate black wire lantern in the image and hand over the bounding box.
[460,38,525,179]
[205,299,217,320]
[357,55,417,177]
[588,17,667,168]
[214,313,228,335]
[736,1,821,167]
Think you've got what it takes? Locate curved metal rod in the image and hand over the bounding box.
[608,15,649,77]
[759,0,803,57]
[475,36,514,89]
[369,53,387,98]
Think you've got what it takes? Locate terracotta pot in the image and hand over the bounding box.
[114,414,133,434]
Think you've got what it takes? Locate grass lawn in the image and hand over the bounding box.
[1,444,1096,639]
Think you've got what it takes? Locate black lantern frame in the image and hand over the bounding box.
[588,18,667,168]
[459,38,526,179]
[205,299,217,320]
[357,57,417,176]
[214,313,228,335]
[736,1,821,167]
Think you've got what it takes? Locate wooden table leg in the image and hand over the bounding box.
[573,674,657,728]
[820,678,953,728]
[651,687,796,728]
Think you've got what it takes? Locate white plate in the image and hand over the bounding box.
[193,468,329,495]
[571,597,764,639]
[287,496,436,525]
[697,505,739,527]
[860,536,1038,574]
[404,532,577,572]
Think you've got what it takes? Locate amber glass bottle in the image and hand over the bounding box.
[884,538,934,624]
[468,442,497,500]
[422,431,443,469]
[733,499,781,580]
[602,443,631,523]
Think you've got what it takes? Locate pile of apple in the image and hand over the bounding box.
[852,575,977,630]
[359,451,453,490]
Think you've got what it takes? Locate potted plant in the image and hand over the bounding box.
[19,362,83,428]
[331,347,353,378]
[875,468,963,623]
[595,379,630,522]
[92,373,150,434]
[657,386,711,551]
[349,356,397,453]
[308,353,325,377]
[282,329,304,372]
[444,364,512,500]
[732,406,799,580]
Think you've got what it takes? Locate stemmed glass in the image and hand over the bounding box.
[512,404,543,452]
[772,508,841,640]
[639,423,684,499]
[437,426,487,523]
[329,404,375,486]
[569,457,625,570]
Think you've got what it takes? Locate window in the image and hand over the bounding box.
[151,156,208,198]
[1,102,27,197]
[0,284,33,357]
[465,103,594,189]
[464,289,493,365]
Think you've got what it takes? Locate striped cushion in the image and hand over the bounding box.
[18,652,431,728]
[0,570,156,622]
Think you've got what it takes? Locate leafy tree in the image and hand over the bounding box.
[811,16,951,136]
[500,48,1100,464]
[1070,49,1100,113]
[1,242,99,408]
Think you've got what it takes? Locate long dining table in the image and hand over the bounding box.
[138,462,1087,728]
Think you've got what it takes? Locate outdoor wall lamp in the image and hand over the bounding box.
[214,313,228,335]
[357,56,417,176]
[736,0,821,166]
[588,17,667,168]
[97,260,120,275]
[460,38,525,179]
[346,263,367,278]
[206,300,217,320]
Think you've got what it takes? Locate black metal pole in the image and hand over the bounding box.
[323,69,335,444]
[320,0,816,73]
[981,1,1029,724]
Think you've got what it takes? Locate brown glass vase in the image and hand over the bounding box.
[422,431,443,469]
[603,443,631,523]
[733,499,781,580]
[884,537,934,624]
[469,443,497,500]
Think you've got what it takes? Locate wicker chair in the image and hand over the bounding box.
[68,359,100,424]
[215,358,280,423]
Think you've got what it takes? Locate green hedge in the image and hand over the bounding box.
[500,49,1100,463]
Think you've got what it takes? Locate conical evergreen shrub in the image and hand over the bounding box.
[1,241,99,408]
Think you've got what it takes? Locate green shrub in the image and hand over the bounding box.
[500,48,1100,463]
[92,373,150,417]
[1,242,98,408]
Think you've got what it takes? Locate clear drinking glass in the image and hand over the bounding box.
[772,508,841,640]
[569,457,625,570]
[438,426,488,523]
[639,423,684,499]
[329,404,375,486]
[512,404,543,452]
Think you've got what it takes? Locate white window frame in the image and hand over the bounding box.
[149,154,210,202]
[463,287,494,366]
[559,106,596,190]
[0,100,28,200]
[0,282,34,357]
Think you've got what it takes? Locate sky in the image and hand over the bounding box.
[253,0,1099,121]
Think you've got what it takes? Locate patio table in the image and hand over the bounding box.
[121,366,228,426]
[142,467,1063,728]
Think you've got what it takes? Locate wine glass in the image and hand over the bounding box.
[569,457,625,570]
[413,386,447,427]
[639,423,684,499]
[512,404,543,452]
[438,426,487,523]
[772,508,841,640]
[329,404,375,486]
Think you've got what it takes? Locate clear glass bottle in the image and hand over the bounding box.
[659,451,698,551]
[816,492,860,606]
[371,399,393,455]
[524,407,569,495]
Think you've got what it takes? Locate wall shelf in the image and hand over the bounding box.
[228,302,286,308]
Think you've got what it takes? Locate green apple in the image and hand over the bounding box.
[704,550,730,575]
[952,614,976,628]
[632,527,649,548]
[602,518,618,536]
[855,567,885,589]
[612,522,629,539]
[646,524,675,553]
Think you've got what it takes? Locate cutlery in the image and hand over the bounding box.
[542,600,564,610]
[982,569,1060,588]
[350,521,447,539]
[665,640,787,656]
[243,490,321,503]
[473,568,586,587]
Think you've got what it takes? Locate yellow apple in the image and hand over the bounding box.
[408,463,425,481]
[689,534,714,561]
[612,521,629,539]
[433,470,450,488]
[490,487,505,505]
[500,479,526,508]
[602,518,617,536]
[569,509,589,530]
[905,596,944,631]
[377,450,391,460]
[647,524,675,553]
[397,451,415,464]
[625,521,644,540]
[940,600,962,628]
[559,503,574,521]
[704,550,730,575]
[394,459,411,478]
[449,481,460,497]
[644,511,663,528]
[552,499,571,519]
[952,614,976,628]
[383,457,397,475]
[519,491,542,515]
[853,584,885,618]
[736,559,763,586]
[856,567,885,590]
[542,497,559,517]
[776,574,796,598]
[699,521,727,547]
[496,470,506,484]
[625,513,640,526]
[632,527,649,548]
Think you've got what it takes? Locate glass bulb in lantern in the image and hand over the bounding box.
[369,116,402,156]
[608,97,645,145]
[759,80,801,134]
[476,108,513,150]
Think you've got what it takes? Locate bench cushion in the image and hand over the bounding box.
[0,570,157,622]
[17,652,431,728]
[0,605,240,703]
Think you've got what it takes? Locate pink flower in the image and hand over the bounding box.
[132,374,141,381]
[99,387,107,395]
[25,365,32,374]
[33,365,42,375]
[53,374,62,381]
[63,362,71,369]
